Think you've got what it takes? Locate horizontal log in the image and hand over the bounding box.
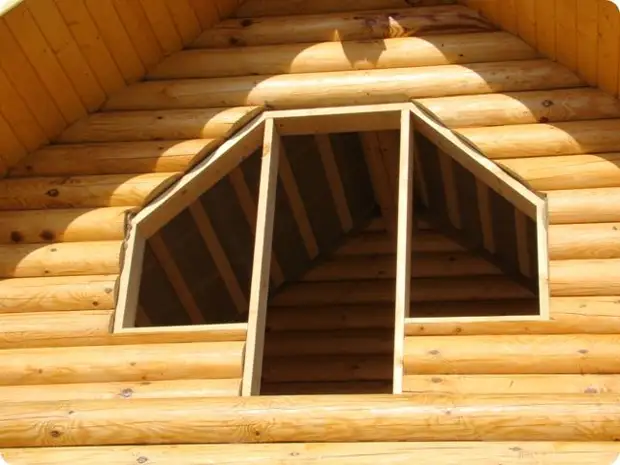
[2,394,620,446]
[547,187,620,224]
[194,5,495,48]
[261,381,392,395]
[0,378,240,403]
[152,32,538,79]
[0,207,129,244]
[0,173,178,210]
[404,374,620,394]
[235,0,458,17]
[549,224,620,260]
[335,230,463,255]
[104,60,583,111]
[59,107,261,143]
[419,88,620,128]
[461,119,620,159]
[0,341,244,386]
[0,241,120,278]
[302,253,500,281]
[404,334,620,374]
[271,276,535,307]
[9,140,218,177]
[405,297,620,335]
[550,259,620,296]
[499,153,620,191]
[263,355,392,382]
[4,442,620,465]
[264,329,394,356]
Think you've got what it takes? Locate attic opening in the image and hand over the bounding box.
[113,103,549,396]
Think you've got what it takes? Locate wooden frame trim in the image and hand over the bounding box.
[241,118,281,396]
[393,109,414,395]
[113,226,146,332]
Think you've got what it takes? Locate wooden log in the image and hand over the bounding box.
[418,88,620,129]
[104,60,583,111]
[270,276,534,307]
[0,207,129,244]
[547,187,620,224]
[460,120,620,159]
[404,297,620,336]
[549,224,620,260]
[404,334,620,374]
[264,329,394,356]
[151,32,538,79]
[0,378,240,403]
[194,5,495,48]
[498,153,620,191]
[0,173,178,211]
[4,442,620,465]
[404,374,620,394]
[235,0,458,17]
[0,241,121,278]
[302,253,500,281]
[334,231,463,255]
[550,259,620,296]
[8,140,219,177]
[0,275,117,313]
[0,341,244,386]
[3,394,620,446]
[59,107,262,143]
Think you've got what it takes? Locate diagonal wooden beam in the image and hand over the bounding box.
[314,134,353,232]
[476,180,496,254]
[438,152,462,230]
[514,209,532,278]
[189,201,248,314]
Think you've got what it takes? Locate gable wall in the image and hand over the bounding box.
[0,0,243,177]
[459,0,620,98]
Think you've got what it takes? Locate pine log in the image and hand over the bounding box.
[3,394,620,446]
[4,442,620,465]
[547,187,620,224]
[194,5,495,48]
[151,32,537,79]
[59,107,261,143]
[0,207,129,244]
[549,224,620,260]
[404,334,620,374]
[404,374,620,394]
[9,140,219,177]
[262,355,393,382]
[460,120,620,159]
[0,378,240,403]
[104,60,583,111]
[235,0,458,17]
[0,241,121,278]
[498,153,620,191]
[419,88,620,128]
[335,230,463,255]
[302,253,500,281]
[0,275,117,313]
[550,259,620,296]
[270,277,535,307]
[0,173,178,211]
[264,329,394,356]
[0,341,244,386]
[404,297,620,336]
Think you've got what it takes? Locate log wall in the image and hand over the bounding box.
[0,0,243,176]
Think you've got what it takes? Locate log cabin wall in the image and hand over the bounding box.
[459,0,620,97]
[0,0,244,176]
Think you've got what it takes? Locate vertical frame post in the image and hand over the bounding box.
[241,118,281,396]
[393,109,415,394]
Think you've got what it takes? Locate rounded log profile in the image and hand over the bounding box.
[420,88,620,129]
[151,32,537,79]
[0,274,117,313]
[0,341,244,386]
[3,394,620,447]
[404,334,620,374]
[9,139,219,178]
[550,259,620,296]
[193,5,495,48]
[59,107,261,143]
[0,207,130,244]
[4,442,620,465]
[549,223,620,260]
[547,187,620,224]
[104,60,583,111]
